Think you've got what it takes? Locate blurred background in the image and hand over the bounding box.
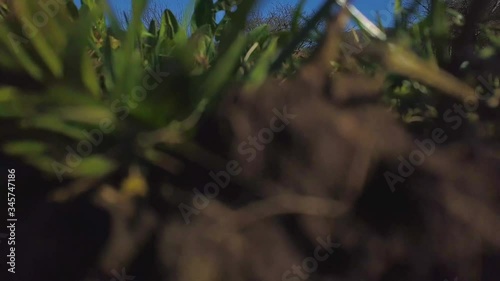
[0,0,499,281]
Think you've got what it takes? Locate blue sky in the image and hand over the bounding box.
[76,0,396,27]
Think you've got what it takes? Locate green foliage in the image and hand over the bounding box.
[0,0,293,182]
[376,0,499,123]
[1,0,499,183]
